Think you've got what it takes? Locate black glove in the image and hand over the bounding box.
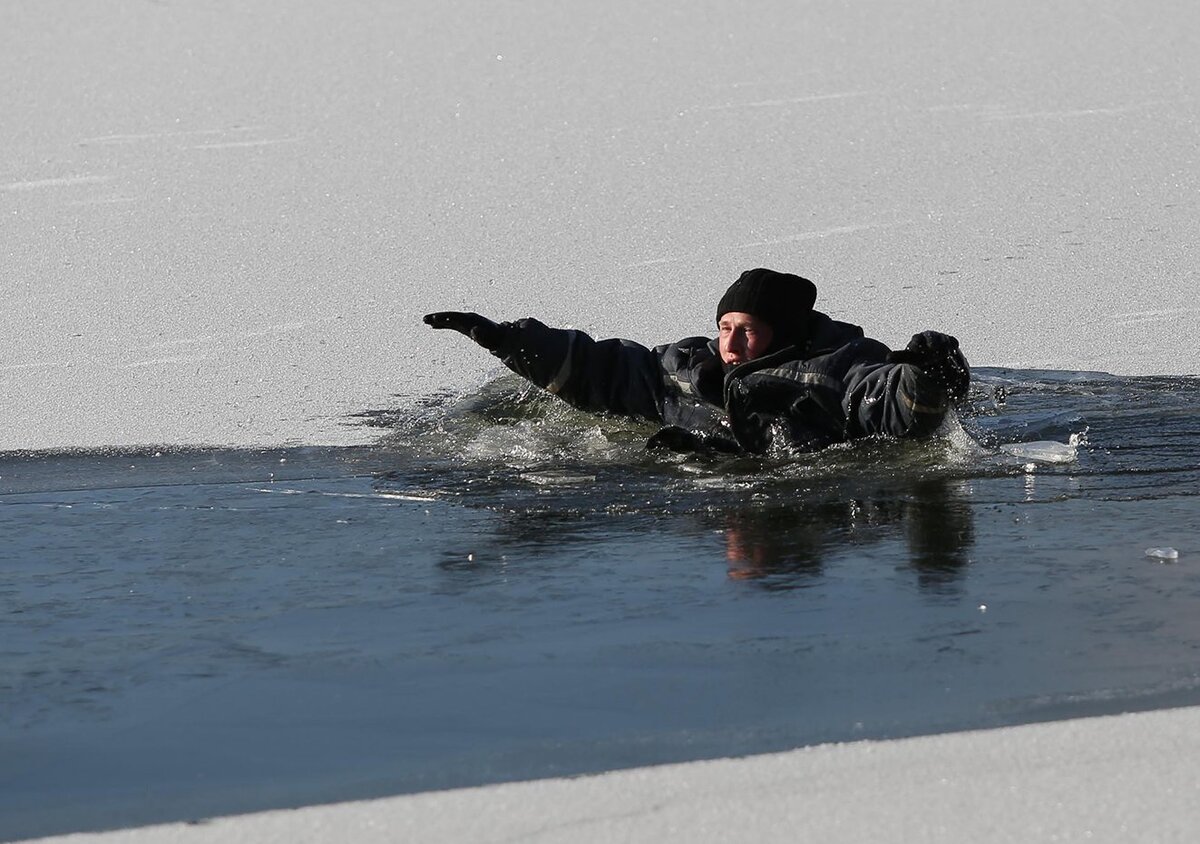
[423,312,507,352]
[889,331,970,401]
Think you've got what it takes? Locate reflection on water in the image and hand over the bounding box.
[367,366,1197,595]
[709,478,974,590]
[1,368,1198,840]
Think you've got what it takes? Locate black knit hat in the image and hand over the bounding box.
[716,268,818,346]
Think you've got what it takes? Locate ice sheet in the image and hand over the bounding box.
[3,1,1199,841]
[2,0,1198,452]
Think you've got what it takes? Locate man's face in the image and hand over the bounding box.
[718,311,774,365]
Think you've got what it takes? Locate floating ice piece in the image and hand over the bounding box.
[519,470,597,486]
[1145,547,1180,561]
[999,440,1078,464]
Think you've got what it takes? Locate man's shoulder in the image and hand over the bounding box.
[824,335,890,363]
[783,313,887,373]
[807,310,865,351]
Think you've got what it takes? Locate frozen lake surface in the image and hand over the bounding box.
[4,0,1198,453]
[2,368,1198,840]
[4,1,1198,841]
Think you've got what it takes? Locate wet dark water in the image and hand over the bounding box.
[2,369,1198,840]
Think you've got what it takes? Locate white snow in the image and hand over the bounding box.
[2,0,1197,452]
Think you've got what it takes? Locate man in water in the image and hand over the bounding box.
[424,268,969,455]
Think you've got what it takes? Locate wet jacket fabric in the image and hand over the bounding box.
[491,311,959,454]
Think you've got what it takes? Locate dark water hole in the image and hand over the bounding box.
[1,368,1197,840]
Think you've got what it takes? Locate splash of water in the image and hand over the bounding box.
[364,368,1199,517]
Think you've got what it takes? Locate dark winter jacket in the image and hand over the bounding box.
[490,311,962,454]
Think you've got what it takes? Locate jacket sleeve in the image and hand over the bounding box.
[491,318,668,421]
[842,358,961,439]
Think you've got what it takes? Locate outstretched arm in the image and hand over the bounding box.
[845,331,970,438]
[423,311,508,350]
[424,312,667,421]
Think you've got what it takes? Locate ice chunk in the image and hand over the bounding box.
[519,470,597,486]
[999,440,1078,464]
[1145,547,1180,561]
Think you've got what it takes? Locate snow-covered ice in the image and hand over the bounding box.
[2,0,1198,452]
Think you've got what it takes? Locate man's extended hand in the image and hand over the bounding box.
[423,312,507,352]
[889,331,970,401]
